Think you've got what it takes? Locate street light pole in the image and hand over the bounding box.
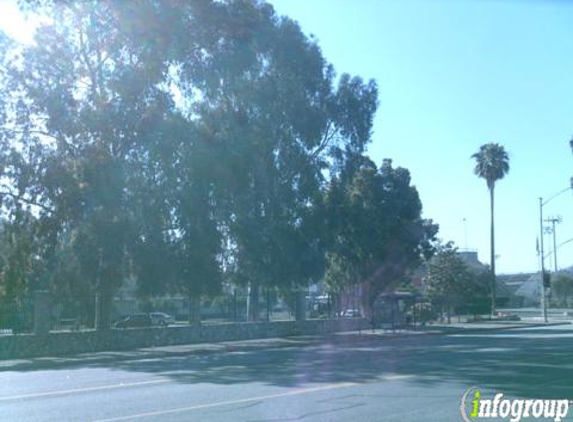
[539,197,548,323]
[553,221,558,272]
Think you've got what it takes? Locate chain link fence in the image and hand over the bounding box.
[0,297,34,335]
[0,289,439,335]
[0,289,320,335]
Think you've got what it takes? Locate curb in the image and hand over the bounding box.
[339,321,573,339]
[412,321,572,336]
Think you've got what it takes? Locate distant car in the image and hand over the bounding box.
[496,312,521,322]
[342,309,363,318]
[113,314,153,329]
[272,302,289,312]
[150,312,175,326]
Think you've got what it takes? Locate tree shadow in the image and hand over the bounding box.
[4,328,573,398]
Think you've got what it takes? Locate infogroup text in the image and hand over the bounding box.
[461,387,570,422]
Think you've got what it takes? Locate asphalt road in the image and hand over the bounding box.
[2,325,573,422]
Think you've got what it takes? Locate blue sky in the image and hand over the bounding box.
[1,0,572,273]
[269,0,573,274]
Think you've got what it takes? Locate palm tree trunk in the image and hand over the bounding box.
[490,186,496,317]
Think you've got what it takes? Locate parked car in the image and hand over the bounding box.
[342,309,363,318]
[113,314,153,329]
[149,312,175,326]
[496,312,521,322]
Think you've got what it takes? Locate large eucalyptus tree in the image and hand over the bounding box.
[0,0,381,326]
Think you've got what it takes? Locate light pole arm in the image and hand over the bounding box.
[542,187,572,207]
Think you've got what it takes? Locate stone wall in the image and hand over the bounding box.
[0,318,367,359]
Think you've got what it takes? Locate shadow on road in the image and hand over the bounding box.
[4,327,573,398]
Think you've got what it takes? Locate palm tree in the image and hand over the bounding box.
[472,143,510,317]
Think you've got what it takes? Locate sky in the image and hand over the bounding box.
[268,0,573,274]
[0,0,572,274]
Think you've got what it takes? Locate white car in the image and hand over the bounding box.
[342,309,363,318]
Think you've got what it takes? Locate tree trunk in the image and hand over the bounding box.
[188,295,201,326]
[94,291,101,330]
[249,283,259,322]
[33,291,51,334]
[332,293,339,318]
[295,289,306,321]
[447,302,451,324]
[490,185,496,318]
[266,287,271,321]
[95,284,112,330]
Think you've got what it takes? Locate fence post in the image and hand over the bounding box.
[34,291,51,334]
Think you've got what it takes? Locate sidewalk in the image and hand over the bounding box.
[343,319,572,338]
[2,320,570,371]
[411,319,572,334]
[0,337,318,370]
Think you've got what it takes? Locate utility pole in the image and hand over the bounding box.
[544,216,562,272]
[538,186,572,323]
[463,217,468,250]
[539,198,548,323]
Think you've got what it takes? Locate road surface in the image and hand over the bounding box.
[2,325,573,421]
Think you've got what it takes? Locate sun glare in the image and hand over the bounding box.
[0,1,45,44]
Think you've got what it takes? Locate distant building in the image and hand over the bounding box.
[456,249,515,307]
[457,250,484,270]
[513,273,542,307]
[497,273,536,307]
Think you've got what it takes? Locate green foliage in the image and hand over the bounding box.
[0,0,436,327]
[462,269,491,316]
[472,143,510,191]
[414,303,437,324]
[426,244,490,320]
[426,243,470,315]
[0,212,45,299]
[174,0,377,319]
[551,272,573,307]
[324,158,438,308]
[543,271,552,289]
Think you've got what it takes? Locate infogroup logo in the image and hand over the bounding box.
[460,387,570,422]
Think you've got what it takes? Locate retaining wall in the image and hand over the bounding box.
[0,318,367,359]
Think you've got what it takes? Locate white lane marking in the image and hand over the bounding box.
[381,374,413,381]
[90,382,359,422]
[0,379,171,401]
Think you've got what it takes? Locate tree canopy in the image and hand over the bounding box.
[425,243,490,322]
[324,158,437,311]
[0,0,436,326]
[551,272,573,307]
[472,143,510,191]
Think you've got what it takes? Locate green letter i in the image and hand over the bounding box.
[470,389,481,417]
